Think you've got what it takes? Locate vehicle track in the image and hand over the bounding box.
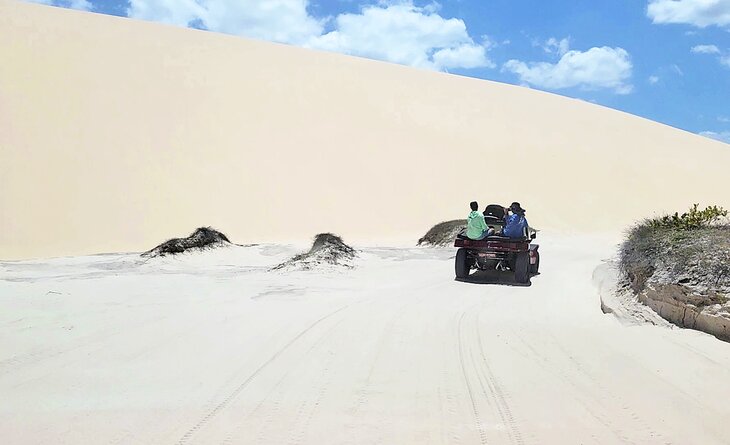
[457,310,489,445]
[176,304,351,445]
[507,328,644,443]
[221,314,350,445]
[544,329,667,444]
[0,313,173,378]
[345,296,423,421]
[473,309,524,445]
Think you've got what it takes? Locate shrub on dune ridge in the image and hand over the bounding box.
[272,233,357,271]
[619,204,730,295]
[418,220,467,247]
[645,204,727,231]
[618,205,730,341]
[143,227,231,257]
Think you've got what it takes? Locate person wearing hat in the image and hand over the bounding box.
[502,202,529,238]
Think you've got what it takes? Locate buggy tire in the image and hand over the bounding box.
[515,251,530,283]
[455,248,470,279]
[529,251,540,275]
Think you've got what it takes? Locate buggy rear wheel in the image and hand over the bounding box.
[455,248,471,279]
[529,250,540,275]
[514,251,530,283]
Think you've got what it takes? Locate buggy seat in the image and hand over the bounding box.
[456,229,529,242]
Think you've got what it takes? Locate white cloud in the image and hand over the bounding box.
[27,0,92,10]
[127,0,202,27]
[542,37,570,56]
[691,44,721,53]
[671,63,684,75]
[308,2,492,71]
[700,131,730,144]
[127,0,323,45]
[432,44,492,70]
[648,0,730,28]
[648,75,660,84]
[690,44,730,68]
[503,46,633,94]
[67,0,91,9]
[719,116,730,123]
[124,1,490,72]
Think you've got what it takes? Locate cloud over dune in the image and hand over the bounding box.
[700,131,730,144]
[123,0,491,71]
[503,46,633,94]
[308,3,491,71]
[30,0,91,10]
[128,0,323,46]
[28,0,491,71]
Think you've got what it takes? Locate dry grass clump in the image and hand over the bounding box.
[418,220,467,247]
[272,233,357,271]
[142,227,230,257]
[619,205,730,299]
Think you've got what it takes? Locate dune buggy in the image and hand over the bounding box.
[453,204,539,284]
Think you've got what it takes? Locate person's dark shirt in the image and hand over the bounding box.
[503,213,528,238]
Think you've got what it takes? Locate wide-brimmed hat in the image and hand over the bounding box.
[510,202,525,213]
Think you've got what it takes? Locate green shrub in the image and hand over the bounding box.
[619,204,730,294]
[646,204,727,230]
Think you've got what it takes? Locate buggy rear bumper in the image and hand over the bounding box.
[454,237,531,252]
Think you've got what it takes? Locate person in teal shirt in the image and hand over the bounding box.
[466,201,491,240]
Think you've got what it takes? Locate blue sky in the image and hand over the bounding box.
[30,0,730,143]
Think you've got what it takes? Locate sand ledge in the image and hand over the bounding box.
[596,262,730,341]
[638,284,730,342]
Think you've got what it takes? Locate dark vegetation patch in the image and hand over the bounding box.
[143,227,231,257]
[272,233,357,271]
[619,205,730,304]
[418,220,467,247]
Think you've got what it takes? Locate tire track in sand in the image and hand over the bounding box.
[251,316,349,445]
[220,316,348,445]
[456,304,525,445]
[508,329,645,444]
[472,309,524,445]
[176,304,351,445]
[457,310,489,445]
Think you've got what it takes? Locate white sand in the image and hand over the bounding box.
[3,3,730,443]
[1,0,729,260]
[2,235,730,444]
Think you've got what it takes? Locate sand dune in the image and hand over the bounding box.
[3,4,730,441]
[1,0,729,259]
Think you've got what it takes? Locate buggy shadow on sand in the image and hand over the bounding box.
[453,204,539,285]
[455,267,539,287]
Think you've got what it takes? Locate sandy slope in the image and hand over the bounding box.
[2,0,729,259]
[2,235,730,444]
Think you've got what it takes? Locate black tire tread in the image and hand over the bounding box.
[514,250,530,283]
[529,251,540,275]
[455,248,470,279]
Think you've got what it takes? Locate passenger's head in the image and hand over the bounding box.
[470,201,478,211]
[510,202,525,215]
